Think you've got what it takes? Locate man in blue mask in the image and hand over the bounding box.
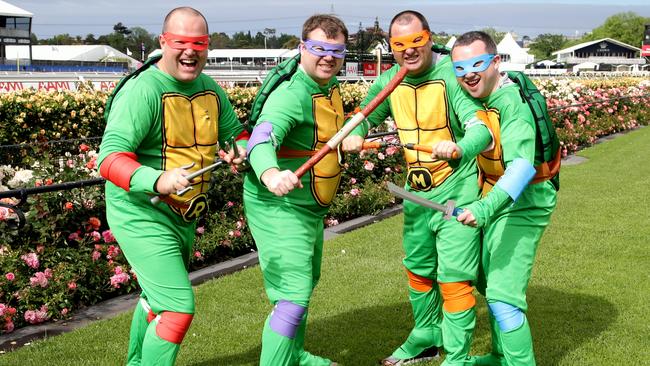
[433,31,559,366]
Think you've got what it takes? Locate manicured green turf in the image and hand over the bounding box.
[2,127,649,365]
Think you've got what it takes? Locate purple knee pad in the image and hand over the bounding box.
[247,121,275,153]
[269,300,306,338]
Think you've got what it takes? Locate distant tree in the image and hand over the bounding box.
[232,31,253,48]
[113,22,132,36]
[254,31,266,48]
[30,33,38,44]
[479,27,506,44]
[210,32,232,48]
[279,34,299,49]
[97,33,127,52]
[432,32,452,47]
[583,12,650,47]
[44,33,76,45]
[529,33,567,60]
[127,27,156,60]
[263,28,277,48]
[84,34,97,45]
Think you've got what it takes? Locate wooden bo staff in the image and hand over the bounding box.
[293,66,409,178]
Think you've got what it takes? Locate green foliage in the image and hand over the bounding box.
[529,33,568,61]
[0,145,135,332]
[583,11,650,47]
[479,27,506,44]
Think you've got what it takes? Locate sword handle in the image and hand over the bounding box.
[362,141,386,149]
[404,143,459,160]
[452,207,464,217]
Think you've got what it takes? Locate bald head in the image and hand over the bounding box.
[162,7,208,34]
[389,10,430,38]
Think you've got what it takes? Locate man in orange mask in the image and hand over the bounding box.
[343,10,493,366]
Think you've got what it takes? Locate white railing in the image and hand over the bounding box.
[0,71,378,93]
[560,57,646,65]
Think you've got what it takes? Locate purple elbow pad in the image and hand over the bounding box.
[269,300,306,338]
[247,121,275,152]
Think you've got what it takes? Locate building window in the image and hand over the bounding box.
[0,17,30,31]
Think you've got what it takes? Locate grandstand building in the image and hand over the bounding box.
[0,0,33,64]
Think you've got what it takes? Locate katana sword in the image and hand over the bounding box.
[151,136,247,205]
[386,182,463,220]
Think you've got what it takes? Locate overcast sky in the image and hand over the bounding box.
[16,0,650,40]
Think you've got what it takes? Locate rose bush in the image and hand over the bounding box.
[1,77,648,334]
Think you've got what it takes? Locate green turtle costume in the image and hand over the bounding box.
[459,73,559,366]
[350,55,493,366]
[244,66,344,366]
[98,64,246,365]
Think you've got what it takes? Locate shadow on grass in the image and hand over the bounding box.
[526,286,616,366]
[191,301,414,366]
[192,286,615,366]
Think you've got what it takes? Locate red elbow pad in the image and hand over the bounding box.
[235,129,250,142]
[99,152,141,191]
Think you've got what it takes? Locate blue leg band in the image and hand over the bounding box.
[488,301,524,332]
[495,158,536,202]
[269,300,306,338]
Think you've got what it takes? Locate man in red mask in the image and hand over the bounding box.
[98,7,247,365]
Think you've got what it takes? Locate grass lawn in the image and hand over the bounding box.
[2,127,649,365]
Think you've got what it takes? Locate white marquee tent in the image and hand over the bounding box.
[497,33,535,71]
[5,45,140,68]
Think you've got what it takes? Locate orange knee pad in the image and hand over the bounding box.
[156,311,194,344]
[439,281,476,313]
[406,269,434,292]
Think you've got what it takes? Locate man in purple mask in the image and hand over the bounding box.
[244,14,348,366]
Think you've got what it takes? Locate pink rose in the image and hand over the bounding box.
[110,272,131,288]
[363,160,375,171]
[29,272,49,288]
[91,250,101,261]
[21,252,39,269]
[5,273,15,281]
[102,230,115,243]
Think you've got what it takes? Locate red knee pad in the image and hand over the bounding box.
[156,312,194,344]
